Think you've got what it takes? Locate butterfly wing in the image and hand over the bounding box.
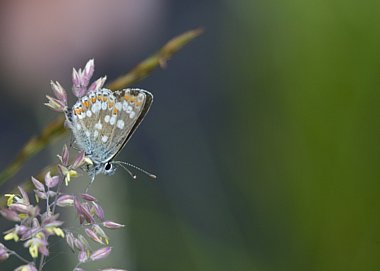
[68,88,153,163]
[107,88,153,161]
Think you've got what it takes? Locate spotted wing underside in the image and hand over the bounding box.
[68,88,153,163]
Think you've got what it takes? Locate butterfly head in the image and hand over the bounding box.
[85,160,117,179]
[85,158,156,183]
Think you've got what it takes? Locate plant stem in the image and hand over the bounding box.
[8,249,30,264]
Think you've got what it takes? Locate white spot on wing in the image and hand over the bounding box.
[86,110,92,117]
[94,121,102,130]
[129,111,136,119]
[137,93,144,102]
[117,120,125,129]
[123,101,128,111]
[110,116,117,125]
[115,102,122,111]
[92,102,101,113]
[97,101,102,108]
[94,130,99,138]
[104,115,110,123]
[102,135,108,143]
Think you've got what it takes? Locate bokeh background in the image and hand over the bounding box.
[0,1,380,270]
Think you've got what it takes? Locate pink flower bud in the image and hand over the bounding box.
[72,68,80,87]
[56,195,75,207]
[72,151,86,169]
[78,250,88,263]
[34,190,47,200]
[9,203,29,214]
[0,243,9,261]
[88,76,107,92]
[92,224,108,241]
[82,59,95,86]
[43,219,63,229]
[15,225,29,236]
[45,95,66,112]
[74,197,82,212]
[72,60,94,98]
[90,246,112,261]
[17,186,29,205]
[102,221,125,229]
[21,227,40,240]
[61,144,70,166]
[85,228,104,244]
[0,208,20,221]
[66,232,75,251]
[80,204,95,224]
[42,213,59,224]
[38,244,49,256]
[74,238,85,251]
[47,191,57,198]
[92,202,105,221]
[50,80,67,104]
[31,176,45,192]
[81,193,97,202]
[45,172,60,188]
[78,234,90,250]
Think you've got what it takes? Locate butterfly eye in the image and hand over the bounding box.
[104,163,112,172]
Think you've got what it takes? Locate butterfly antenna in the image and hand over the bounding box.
[115,161,157,179]
[116,162,137,180]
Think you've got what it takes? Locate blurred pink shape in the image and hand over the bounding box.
[0,0,165,102]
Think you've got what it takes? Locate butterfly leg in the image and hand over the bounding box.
[85,171,96,193]
[68,134,80,150]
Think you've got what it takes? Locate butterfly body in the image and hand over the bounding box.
[65,88,153,180]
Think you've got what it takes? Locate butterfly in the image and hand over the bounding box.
[64,88,154,182]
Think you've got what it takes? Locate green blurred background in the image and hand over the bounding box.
[0,1,379,270]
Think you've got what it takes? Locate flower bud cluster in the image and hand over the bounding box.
[62,191,125,269]
[1,185,64,264]
[45,59,107,112]
[2,60,127,271]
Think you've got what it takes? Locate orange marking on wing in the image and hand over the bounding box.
[102,96,108,102]
[124,94,130,101]
[91,97,96,103]
[113,108,118,115]
[129,96,137,103]
[97,95,103,101]
[82,101,90,108]
[108,101,114,109]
